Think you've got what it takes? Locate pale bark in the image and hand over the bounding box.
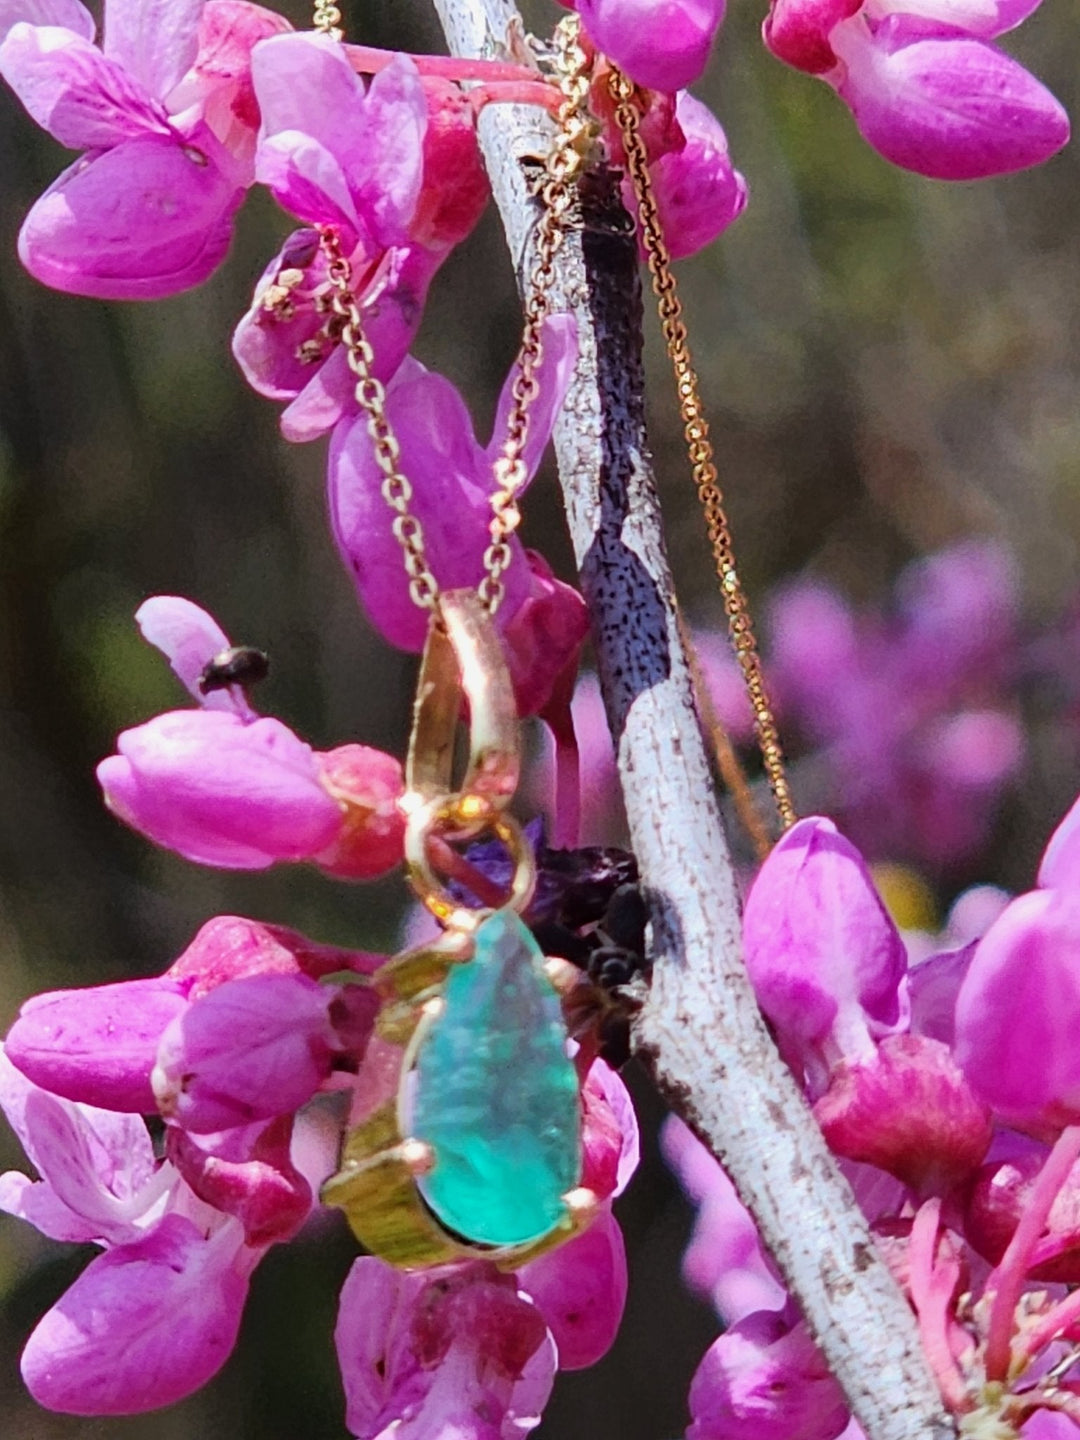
[431,2,957,1435]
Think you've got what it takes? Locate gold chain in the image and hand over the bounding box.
[316,15,591,618]
[607,70,797,833]
[311,0,342,40]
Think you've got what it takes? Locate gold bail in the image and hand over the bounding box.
[402,590,534,929]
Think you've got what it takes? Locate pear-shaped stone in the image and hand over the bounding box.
[412,909,580,1247]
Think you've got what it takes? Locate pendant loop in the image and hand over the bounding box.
[403,589,529,923]
[404,589,519,815]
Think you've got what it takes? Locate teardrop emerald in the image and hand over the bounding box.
[411,909,580,1247]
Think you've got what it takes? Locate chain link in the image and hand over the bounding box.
[311,0,343,41]
[479,13,592,613]
[607,69,797,833]
[315,15,590,620]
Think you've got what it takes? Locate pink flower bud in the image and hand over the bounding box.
[166,914,383,997]
[954,889,1080,1138]
[166,1116,312,1246]
[152,973,340,1132]
[812,1034,992,1194]
[313,744,406,879]
[631,92,747,261]
[97,709,344,869]
[562,0,726,92]
[832,17,1069,181]
[5,976,191,1112]
[742,816,907,1093]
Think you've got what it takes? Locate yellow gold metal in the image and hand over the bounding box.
[311,0,342,40]
[607,68,797,836]
[405,798,536,929]
[405,590,520,812]
[315,15,594,1274]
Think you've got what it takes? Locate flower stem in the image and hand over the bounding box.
[985,1125,1080,1382]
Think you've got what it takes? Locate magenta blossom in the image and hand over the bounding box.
[0,0,281,297]
[232,35,464,442]
[762,0,1068,178]
[328,315,589,720]
[558,0,725,92]
[234,62,490,443]
[741,815,908,1094]
[96,597,406,874]
[631,91,747,260]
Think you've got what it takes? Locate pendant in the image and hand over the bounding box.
[322,591,595,1269]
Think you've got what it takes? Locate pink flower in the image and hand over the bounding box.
[763,0,1068,178]
[335,1258,555,1440]
[954,887,1080,1139]
[765,542,1026,869]
[0,1051,267,1413]
[328,315,589,719]
[0,0,274,297]
[741,816,908,1094]
[688,1311,850,1440]
[98,708,347,867]
[559,0,726,92]
[629,91,747,260]
[98,597,405,874]
[232,36,485,443]
[23,1213,252,1414]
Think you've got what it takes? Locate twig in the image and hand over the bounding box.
[430,2,956,1435]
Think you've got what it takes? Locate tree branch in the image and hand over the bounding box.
[431,2,956,1435]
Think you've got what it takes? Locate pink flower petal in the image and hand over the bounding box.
[763,0,861,74]
[572,0,724,92]
[866,0,1043,40]
[487,312,579,483]
[0,0,94,43]
[21,1213,249,1414]
[833,18,1069,180]
[166,1116,312,1245]
[630,92,747,261]
[336,1258,553,1440]
[165,912,384,996]
[135,594,245,713]
[152,973,339,1131]
[0,1050,156,1195]
[518,1207,627,1369]
[252,36,425,249]
[1038,793,1080,890]
[102,0,203,99]
[18,123,244,298]
[741,816,907,1093]
[954,888,1080,1136]
[6,976,191,1111]
[313,743,406,880]
[97,709,343,869]
[688,1313,849,1440]
[0,23,170,147]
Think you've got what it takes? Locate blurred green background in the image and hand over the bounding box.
[0,0,1077,1434]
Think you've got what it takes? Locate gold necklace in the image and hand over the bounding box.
[314,15,601,1270]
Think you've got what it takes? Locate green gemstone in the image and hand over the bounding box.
[412,909,580,1247]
